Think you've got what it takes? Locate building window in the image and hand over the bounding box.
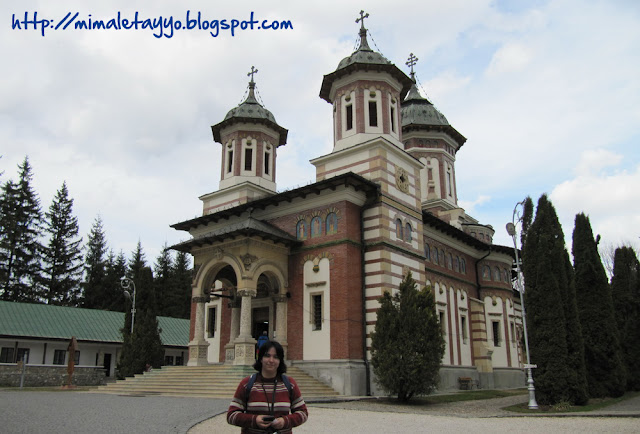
[176,355,184,366]
[503,268,509,283]
[16,348,30,364]
[461,258,467,274]
[390,106,396,132]
[454,256,460,272]
[346,104,353,130]
[447,253,453,270]
[296,220,307,240]
[244,148,253,171]
[74,350,80,365]
[53,349,66,365]
[439,249,445,266]
[494,267,501,281]
[207,307,217,338]
[165,355,174,366]
[425,243,431,261]
[395,219,403,240]
[369,101,378,127]
[312,294,323,331]
[227,149,233,173]
[326,213,338,234]
[492,321,501,346]
[482,266,491,280]
[0,347,15,363]
[432,247,439,264]
[264,151,270,175]
[439,311,446,336]
[461,316,468,344]
[405,223,412,242]
[510,322,516,343]
[311,216,322,238]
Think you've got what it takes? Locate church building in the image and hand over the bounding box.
[171,14,524,395]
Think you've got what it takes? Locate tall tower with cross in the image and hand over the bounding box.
[401,54,468,227]
[203,67,289,215]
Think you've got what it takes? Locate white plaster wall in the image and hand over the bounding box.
[206,298,222,363]
[448,286,458,365]
[434,282,450,365]
[457,289,472,366]
[303,258,331,360]
[484,296,509,367]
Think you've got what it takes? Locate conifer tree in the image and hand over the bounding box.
[117,266,164,377]
[82,216,108,308]
[572,213,626,397]
[41,182,83,306]
[104,250,127,312]
[0,157,43,302]
[521,195,588,405]
[611,246,640,390]
[154,245,174,317]
[172,250,192,319]
[370,272,444,402]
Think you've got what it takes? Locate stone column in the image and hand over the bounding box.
[225,298,241,363]
[274,294,289,359]
[233,288,257,366]
[188,296,210,366]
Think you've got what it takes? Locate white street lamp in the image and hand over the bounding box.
[121,277,137,334]
[506,201,539,410]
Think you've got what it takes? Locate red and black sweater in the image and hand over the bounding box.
[227,374,308,433]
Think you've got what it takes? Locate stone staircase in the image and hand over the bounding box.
[92,365,339,399]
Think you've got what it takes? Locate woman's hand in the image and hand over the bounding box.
[256,415,273,429]
[271,417,285,430]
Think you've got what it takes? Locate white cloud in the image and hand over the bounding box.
[485,42,533,76]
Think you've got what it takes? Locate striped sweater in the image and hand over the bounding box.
[227,374,308,433]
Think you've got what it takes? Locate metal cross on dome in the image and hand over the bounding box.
[406,53,419,79]
[247,66,258,83]
[356,10,369,29]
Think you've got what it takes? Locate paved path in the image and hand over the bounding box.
[1,390,638,434]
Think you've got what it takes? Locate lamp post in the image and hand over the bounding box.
[121,277,137,334]
[506,201,539,410]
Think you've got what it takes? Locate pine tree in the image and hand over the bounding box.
[521,195,588,405]
[41,182,84,306]
[0,157,43,302]
[572,213,626,397]
[172,250,192,319]
[370,272,444,402]
[611,246,640,390]
[104,250,127,312]
[154,245,173,317]
[82,216,108,308]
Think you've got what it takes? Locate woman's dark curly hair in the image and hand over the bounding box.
[253,340,287,375]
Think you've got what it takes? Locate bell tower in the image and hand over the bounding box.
[203,67,288,215]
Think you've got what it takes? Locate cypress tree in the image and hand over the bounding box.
[82,216,108,308]
[154,245,174,317]
[611,246,640,390]
[522,195,588,405]
[370,272,444,402]
[41,182,83,306]
[572,213,626,397]
[0,157,43,302]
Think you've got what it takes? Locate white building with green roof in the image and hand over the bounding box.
[0,301,189,381]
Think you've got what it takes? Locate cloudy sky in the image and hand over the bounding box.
[2,0,639,266]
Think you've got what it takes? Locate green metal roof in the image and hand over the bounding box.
[0,301,189,347]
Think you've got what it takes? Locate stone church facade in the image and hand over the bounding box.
[171,17,525,395]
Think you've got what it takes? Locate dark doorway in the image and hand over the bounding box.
[253,307,269,339]
[103,353,112,377]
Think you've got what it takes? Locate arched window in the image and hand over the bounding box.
[395,219,403,240]
[482,265,491,280]
[503,268,509,282]
[296,220,307,240]
[432,247,439,264]
[425,243,431,261]
[405,223,412,242]
[310,216,322,238]
[494,267,501,281]
[326,213,338,235]
[461,258,467,274]
[447,253,453,270]
[439,249,445,266]
[454,256,460,272]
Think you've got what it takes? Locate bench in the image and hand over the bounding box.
[458,377,474,390]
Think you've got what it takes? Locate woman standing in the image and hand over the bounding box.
[227,341,308,433]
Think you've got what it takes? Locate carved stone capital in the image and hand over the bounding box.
[273,294,288,303]
[237,289,257,298]
[192,296,208,304]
